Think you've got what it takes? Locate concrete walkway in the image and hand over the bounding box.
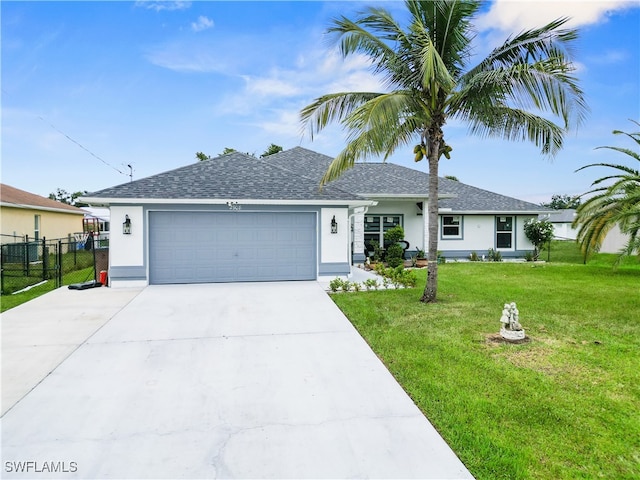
[1,282,472,479]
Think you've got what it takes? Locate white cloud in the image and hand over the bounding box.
[135,1,191,12]
[191,16,214,32]
[476,0,635,33]
[144,41,228,73]
[242,75,302,97]
[588,49,629,65]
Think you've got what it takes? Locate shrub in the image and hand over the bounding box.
[384,226,405,245]
[329,278,344,292]
[469,251,479,261]
[524,251,534,262]
[524,218,554,260]
[369,240,384,262]
[364,278,379,290]
[487,248,503,262]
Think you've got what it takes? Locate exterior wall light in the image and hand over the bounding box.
[331,215,338,234]
[123,215,132,235]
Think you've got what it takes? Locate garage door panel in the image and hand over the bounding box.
[150,211,317,284]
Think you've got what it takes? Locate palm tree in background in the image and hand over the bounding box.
[300,0,587,302]
[573,122,640,263]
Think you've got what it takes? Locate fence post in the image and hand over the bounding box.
[91,233,98,282]
[42,237,48,282]
[24,234,29,277]
[57,240,63,288]
[1,244,4,294]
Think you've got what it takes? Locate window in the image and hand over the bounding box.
[34,215,41,240]
[364,215,402,252]
[496,216,513,249]
[441,215,462,239]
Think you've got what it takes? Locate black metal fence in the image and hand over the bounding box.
[0,234,108,295]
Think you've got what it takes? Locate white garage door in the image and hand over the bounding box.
[149,211,317,284]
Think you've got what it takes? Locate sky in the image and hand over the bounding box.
[2,0,639,204]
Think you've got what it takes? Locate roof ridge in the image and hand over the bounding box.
[260,148,365,199]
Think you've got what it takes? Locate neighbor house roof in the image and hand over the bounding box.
[83,151,365,205]
[539,209,577,223]
[83,147,547,213]
[0,184,85,215]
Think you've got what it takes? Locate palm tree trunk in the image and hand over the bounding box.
[421,138,440,303]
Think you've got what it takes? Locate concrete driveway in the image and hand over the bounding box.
[1,282,472,479]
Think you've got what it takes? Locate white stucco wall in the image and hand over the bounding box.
[320,208,349,263]
[438,215,536,253]
[600,223,628,253]
[515,216,536,251]
[109,206,144,267]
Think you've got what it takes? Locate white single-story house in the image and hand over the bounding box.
[540,208,630,254]
[82,147,547,287]
[540,209,578,240]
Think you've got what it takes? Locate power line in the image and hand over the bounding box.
[37,116,128,177]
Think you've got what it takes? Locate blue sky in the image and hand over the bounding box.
[2,1,639,204]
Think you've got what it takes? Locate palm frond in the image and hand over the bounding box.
[299,92,381,140]
[460,106,565,155]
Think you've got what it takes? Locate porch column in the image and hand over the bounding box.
[352,212,366,263]
[422,198,430,252]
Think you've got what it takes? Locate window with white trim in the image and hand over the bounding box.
[496,216,513,248]
[364,215,402,252]
[441,215,462,239]
[34,215,41,240]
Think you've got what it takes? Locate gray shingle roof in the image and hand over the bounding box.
[266,147,546,212]
[86,151,361,202]
[86,146,547,213]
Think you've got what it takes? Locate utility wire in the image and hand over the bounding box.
[37,115,128,177]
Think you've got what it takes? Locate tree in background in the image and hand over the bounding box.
[197,145,284,161]
[541,194,581,209]
[48,188,88,207]
[300,0,587,302]
[444,175,459,182]
[573,121,640,263]
[524,218,554,260]
[260,144,283,157]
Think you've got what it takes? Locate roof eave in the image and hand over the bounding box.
[80,197,376,208]
[0,202,85,215]
[440,209,548,215]
[359,194,456,201]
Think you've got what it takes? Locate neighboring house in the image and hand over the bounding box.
[82,147,547,287]
[539,209,629,254]
[540,209,579,240]
[0,184,85,241]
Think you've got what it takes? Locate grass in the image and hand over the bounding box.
[0,267,95,313]
[332,242,640,479]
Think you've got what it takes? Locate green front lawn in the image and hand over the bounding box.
[0,267,95,313]
[332,249,639,479]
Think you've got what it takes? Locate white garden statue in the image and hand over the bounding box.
[499,302,526,341]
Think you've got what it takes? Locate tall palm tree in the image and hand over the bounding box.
[300,0,587,302]
[573,122,640,262]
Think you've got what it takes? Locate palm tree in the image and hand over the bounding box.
[300,0,587,302]
[573,122,640,262]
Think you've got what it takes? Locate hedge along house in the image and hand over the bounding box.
[82,147,546,287]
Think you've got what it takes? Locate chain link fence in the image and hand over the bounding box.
[1,234,109,295]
